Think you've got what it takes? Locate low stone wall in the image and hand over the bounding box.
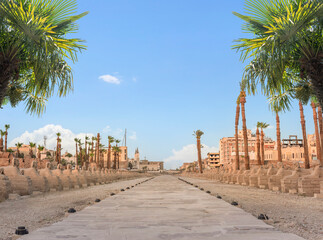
[0,159,151,202]
[181,164,323,197]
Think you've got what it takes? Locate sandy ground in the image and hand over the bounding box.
[0,177,149,240]
[181,176,323,240]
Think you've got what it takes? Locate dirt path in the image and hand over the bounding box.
[181,177,323,240]
[0,177,149,240]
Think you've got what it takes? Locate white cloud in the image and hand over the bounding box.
[129,131,137,140]
[132,77,137,82]
[99,74,121,84]
[163,144,218,170]
[9,124,94,154]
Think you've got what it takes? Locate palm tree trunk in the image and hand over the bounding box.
[197,137,203,173]
[75,143,78,165]
[235,102,240,170]
[256,128,261,165]
[276,112,282,162]
[240,94,250,170]
[318,106,323,166]
[261,129,265,165]
[114,152,117,170]
[311,102,321,164]
[302,57,323,108]
[107,142,111,169]
[299,101,310,169]
[5,132,8,152]
[96,133,100,167]
[90,141,94,162]
[0,138,3,152]
[117,153,119,169]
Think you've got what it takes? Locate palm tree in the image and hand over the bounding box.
[239,90,250,170]
[115,139,121,169]
[74,138,78,164]
[234,96,240,170]
[318,106,323,164]
[112,146,117,170]
[37,145,44,159]
[85,136,89,161]
[258,122,269,165]
[107,136,115,169]
[269,93,292,163]
[29,142,36,157]
[78,139,83,166]
[233,0,323,108]
[90,136,96,163]
[96,133,100,166]
[0,0,88,115]
[311,101,321,163]
[15,142,22,157]
[256,122,261,165]
[299,101,310,169]
[0,130,5,152]
[4,124,9,152]
[56,133,61,163]
[193,130,204,173]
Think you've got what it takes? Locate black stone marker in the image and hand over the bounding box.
[206,191,211,194]
[68,208,76,213]
[200,188,204,191]
[126,187,130,189]
[95,199,101,202]
[110,193,115,196]
[121,189,125,191]
[258,214,269,220]
[216,195,222,199]
[231,201,238,206]
[15,226,28,235]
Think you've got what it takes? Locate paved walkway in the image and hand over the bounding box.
[21,175,304,240]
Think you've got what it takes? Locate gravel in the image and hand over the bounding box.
[0,177,149,240]
[181,176,323,240]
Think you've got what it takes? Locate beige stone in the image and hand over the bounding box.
[0,168,11,202]
[2,159,33,196]
[298,166,323,197]
[268,165,292,191]
[72,165,88,187]
[281,165,311,194]
[258,165,277,189]
[63,164,82,188]
[52,164,73,190]
[22,161,50,193]
[39,163,63,191]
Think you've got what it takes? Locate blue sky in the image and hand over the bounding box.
[1,0,317,169]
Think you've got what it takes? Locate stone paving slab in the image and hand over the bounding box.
[20,175,304,240]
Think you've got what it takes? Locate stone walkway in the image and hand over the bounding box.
[20,175,304,240]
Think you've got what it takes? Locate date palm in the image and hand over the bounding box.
[115,139,121,169]
[0,0,88,115]
[269,93,292,163]
[234,95,240,170]
[4,124,9,152]
[0,130,5,151]
[85,136,89,161]
[15,142,22,157]
[311,101,321,163]
[29,142,36,157]
[257,122,269,165]
[256,122,261,165]
[107,136,114,169]
[74,138,78,164]
[233,0,323,108]
[56,133,61,163]
[37,145,44,160]
[90,136,96,163]
[193,130,204,173]
[239,90,250,170]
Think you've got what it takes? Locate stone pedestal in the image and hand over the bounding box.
[22,161,50,193]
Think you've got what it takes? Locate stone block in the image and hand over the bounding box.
[22,161,50,193]
[39,163,63,191]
